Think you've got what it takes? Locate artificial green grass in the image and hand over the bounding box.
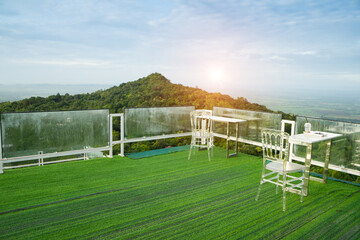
[0,147,359,239]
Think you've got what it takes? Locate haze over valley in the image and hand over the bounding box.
[1,80,359,123]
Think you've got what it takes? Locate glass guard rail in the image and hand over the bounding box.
[124,106,195,139]
[212,107,282,143]
[0,109,110,158]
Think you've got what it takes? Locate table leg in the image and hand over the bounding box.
[255,121,260,141]
[304,143,312,196]
[323,140,332,183]
[225,121,240,158]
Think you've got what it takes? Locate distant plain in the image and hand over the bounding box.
[244,89,360,123]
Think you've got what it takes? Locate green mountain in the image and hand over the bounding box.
[0,73,272,113]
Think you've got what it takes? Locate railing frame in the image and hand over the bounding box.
[1,108,359,177]
[0,146,110,171]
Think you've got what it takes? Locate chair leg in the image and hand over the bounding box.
[188,145,192,160]
[207,148,211,161]
[283,189,286,211]
[276,173,280,194]
[255,181,263,201]
[283,173,287,211]
[256,163,267,201]
[300,172,305,203]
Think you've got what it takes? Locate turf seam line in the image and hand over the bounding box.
[0,186,136,216]
[346,189,360,198]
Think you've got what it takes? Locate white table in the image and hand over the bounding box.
[289,131,342,196]
[210,116,246,158]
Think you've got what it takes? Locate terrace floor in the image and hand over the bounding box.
[0,147,359,239]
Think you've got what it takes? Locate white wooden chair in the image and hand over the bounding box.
[188,110,214,161]
[255,129,305,211]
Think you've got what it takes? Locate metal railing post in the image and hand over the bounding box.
[120,113,125,157]
[38,151,44,166]
[84,146,89,160]
[0,123,3,173]
[109,114,113,158]
[281,120,295,162]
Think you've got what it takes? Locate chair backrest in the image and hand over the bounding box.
[190,110,213,134]
[261,129,290,163]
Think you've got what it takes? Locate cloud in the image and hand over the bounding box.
[266,55,293,62]
[13,58,112,67]
[283,21,297,26]
[296,51,317,56]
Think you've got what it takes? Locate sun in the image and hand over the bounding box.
[209,68,224,82]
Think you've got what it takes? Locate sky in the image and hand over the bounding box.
[1,0,360,99]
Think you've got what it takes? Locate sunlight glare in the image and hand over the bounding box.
[209,69,224,82]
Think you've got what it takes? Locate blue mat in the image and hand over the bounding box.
[310,172,360,186]
[126,145,190,159]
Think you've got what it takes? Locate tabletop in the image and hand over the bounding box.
[220,113,260,121]
[289,131,342,145]
[210,116,247,123]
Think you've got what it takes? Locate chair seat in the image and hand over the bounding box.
[266,161,305,173]
[193,131,212,138]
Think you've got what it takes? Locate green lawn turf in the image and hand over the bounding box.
[0,147,359,239]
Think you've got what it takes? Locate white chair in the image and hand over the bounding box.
[188,110,214,161]
[255,129,305,211]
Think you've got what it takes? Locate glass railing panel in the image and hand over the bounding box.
[124,106,195,139]
[213,107,282,142]
[1,109,109,158]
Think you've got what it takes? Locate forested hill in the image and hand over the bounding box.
[0,73,271,113]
